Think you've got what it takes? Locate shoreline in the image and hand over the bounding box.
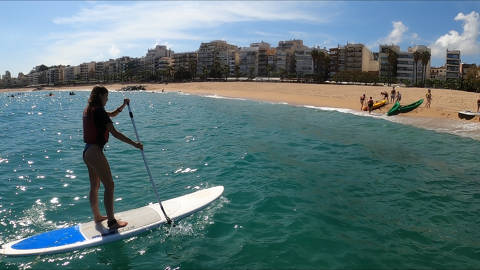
[2,82,480,123]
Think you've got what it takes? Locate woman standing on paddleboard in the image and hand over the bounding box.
[83,86,143,230]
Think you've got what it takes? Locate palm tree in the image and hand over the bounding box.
[413,51,422,86]
[420,51,431,86]
[311,48,329,82]
[386,48,398,85]
[311,49,320,81]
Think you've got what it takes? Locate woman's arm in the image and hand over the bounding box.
[107,99,129,118]
[106,122,143,150]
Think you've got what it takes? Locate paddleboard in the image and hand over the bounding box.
[0,186,224,256]
[458,111,480,120]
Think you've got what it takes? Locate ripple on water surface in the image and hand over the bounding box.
[1,91,480,269]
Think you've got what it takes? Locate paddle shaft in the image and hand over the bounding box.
[126,103,172,224]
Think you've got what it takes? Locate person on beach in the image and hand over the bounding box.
[83,86,143,230]
[367,97,374,114]
[425,89,432,108]
[381,91,388,101]
[390,88,396,103]
[477,97,480,112]
[360,94,366,110]
[396,91,402,103]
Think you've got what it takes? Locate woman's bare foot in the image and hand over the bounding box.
[107,219,128,230]
[94,216,108,223]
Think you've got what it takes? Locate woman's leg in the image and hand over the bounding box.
[85,163,107,222]
[84,145,127,227]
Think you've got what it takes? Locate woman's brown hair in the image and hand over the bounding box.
[88,86,108,107]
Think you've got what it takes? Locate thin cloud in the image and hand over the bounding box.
[378,21,408,45]
[38,2,328,66]
[431,11,480,58]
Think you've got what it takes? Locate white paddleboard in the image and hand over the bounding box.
[0,186,224,256]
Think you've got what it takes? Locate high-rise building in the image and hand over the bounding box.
[145,45,174,75]
[445,49,461,80]
[330,43,378,78]
[197,40,238,77]
[251,42,271,76]
[174,52,198,77]
[378,44,430,83]
[239,46,258,77]
[295,47,314,76]
[275,40,305,74]
[80,62,96,82]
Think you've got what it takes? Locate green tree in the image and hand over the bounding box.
[420,51,431,86]
[387,48,398,85]
[413,51,421,86]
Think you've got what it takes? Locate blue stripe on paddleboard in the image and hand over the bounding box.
[12,225,85,250]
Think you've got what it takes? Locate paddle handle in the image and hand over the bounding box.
[127,103,172,224]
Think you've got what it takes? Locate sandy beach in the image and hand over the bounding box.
[2,82,480,122]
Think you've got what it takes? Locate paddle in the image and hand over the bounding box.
[126,102,173,225]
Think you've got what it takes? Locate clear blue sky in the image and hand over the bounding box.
[1,1,479,76]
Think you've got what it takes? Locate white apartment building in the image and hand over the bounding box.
[275,40,305,74]
[295,48,313,76]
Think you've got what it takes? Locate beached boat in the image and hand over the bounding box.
[387,99,423,116]
[362,99,388,111]
[387,101,401,116]
[458,111,480,120]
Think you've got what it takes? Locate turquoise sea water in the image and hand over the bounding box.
[1,90,480,269]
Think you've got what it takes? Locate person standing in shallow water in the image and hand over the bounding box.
[83,86,143,230]
[367,96,374,114]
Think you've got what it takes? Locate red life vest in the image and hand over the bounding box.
[83,106,109,145]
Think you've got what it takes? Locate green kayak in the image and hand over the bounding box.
[387,101,401,116]
[387,99,424,116]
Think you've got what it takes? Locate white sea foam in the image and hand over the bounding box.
[204,94,247,101]
[174,167,198,174]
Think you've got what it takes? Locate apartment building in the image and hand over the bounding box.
[275,40,305,74]
[408,45,431,83]
[239,46,258,77]
[80,62,96,82]
[145,45,174,74]
[445,49,461,80]
[95,62,105,82]
[251,42,271,76]
[295,47,314,76]
[46,67,60,85]
[379,44,430,83]
[197,40,238,77]
[460,63,476,79]
[328,46,345,77]
[330,43,378,78]
[430,66,446,80]
[173,52,198,74]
